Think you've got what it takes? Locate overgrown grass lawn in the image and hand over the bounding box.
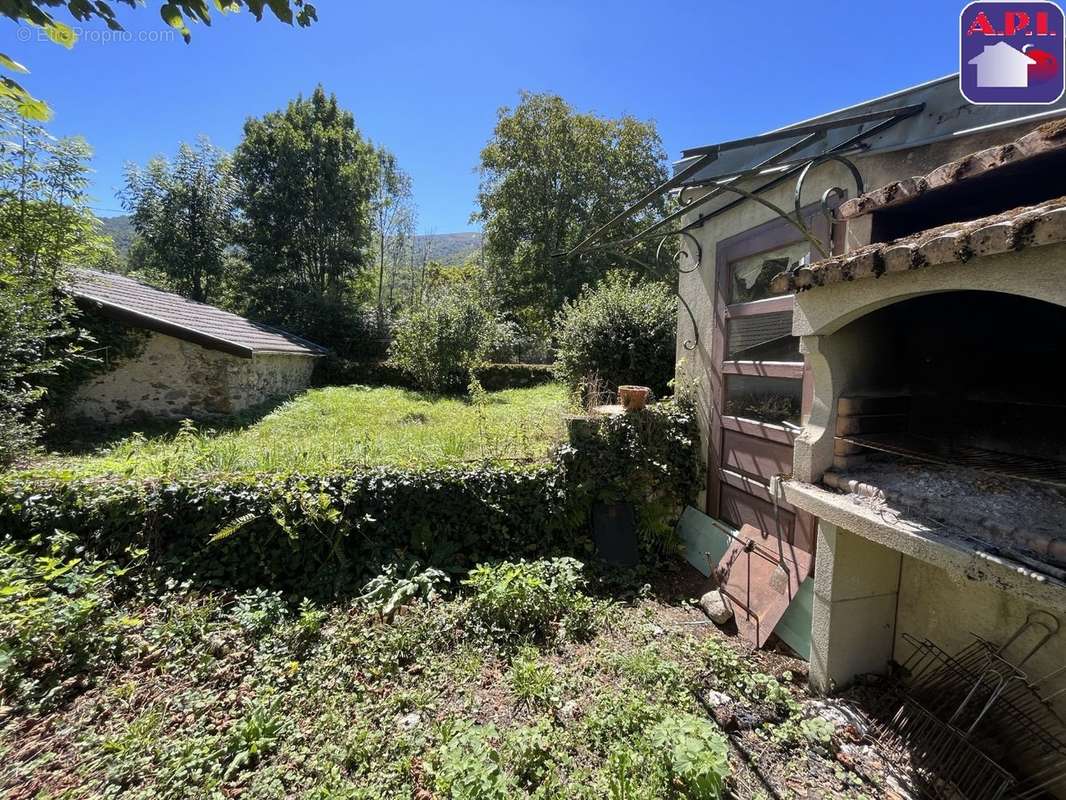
[28,383,569,478]
[0,539,887,800]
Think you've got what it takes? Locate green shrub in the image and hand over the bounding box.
[503,719,565,791]
[0,537,138,708]
[700,638,797,714]
[223,700,286,778]
[0,401,702,596]
[463,557,599,645]
[358,562,449,620]
[229,588,289,638]
[507,645,559,711]
[1,466,586,598]
[430,721,511,800]
[256,293,383,359]
[388,288,507,393]
[562,398,704,556]
[553,272,677,398]
[312,356,411,389]
[646,714,730,799]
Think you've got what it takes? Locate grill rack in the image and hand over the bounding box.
[878,613,1066,800]
[875,696,1016,800]
[838,431,1066,488]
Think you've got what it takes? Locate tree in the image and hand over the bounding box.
[232,86,377,346]
[121,137,237,304]
[388,287,505,394]
[0,101,112,463]
[473,92,669,337]
[2,1,318,120]
[370,148,413,323]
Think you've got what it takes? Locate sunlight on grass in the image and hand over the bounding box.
[29,384,570,478]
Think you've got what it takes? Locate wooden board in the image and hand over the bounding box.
[774,578,814,660]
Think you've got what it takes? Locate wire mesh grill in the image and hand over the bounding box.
[875,696,1016,800]
[838,432,1066,487]
[878,613,1066,800]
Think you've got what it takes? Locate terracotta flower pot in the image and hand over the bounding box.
[618,385,650,412]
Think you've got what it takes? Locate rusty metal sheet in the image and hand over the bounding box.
[715,524,813,649]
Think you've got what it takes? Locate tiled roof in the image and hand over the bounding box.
[770,196,1066,295]
[837,118,1066,220]
[69,269,327,358]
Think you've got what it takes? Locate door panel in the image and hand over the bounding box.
[721,469,797,513]
[722,430,793,482]
[707,207,835,564]
[719,485,796,544]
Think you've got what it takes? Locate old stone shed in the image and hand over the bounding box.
[67,269,326,424]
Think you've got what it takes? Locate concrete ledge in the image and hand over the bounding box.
[784,480,1066,613]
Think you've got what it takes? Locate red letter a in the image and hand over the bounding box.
[966,11,996,35]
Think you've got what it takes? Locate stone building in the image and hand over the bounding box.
[67,269,325,424]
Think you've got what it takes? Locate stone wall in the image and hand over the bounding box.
[228,351,317,415]
[68,332,316,424]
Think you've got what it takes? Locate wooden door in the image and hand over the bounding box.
[706,209,833,555]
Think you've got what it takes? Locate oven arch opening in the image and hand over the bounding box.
[796,289,1066,486]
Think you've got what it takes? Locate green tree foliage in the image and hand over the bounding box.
[1,1,317,120]
[121,137,238,303]
[553,272,677,397]
[370,147,413,323]
[232,86,377,347]
[0,101,112,464]
[387,287,506,393]
[474,92,669,336]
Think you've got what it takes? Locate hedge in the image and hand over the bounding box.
[312,356,411,389]
[476,363,556,391]
[0,401,703,597]
[315,358,557,393]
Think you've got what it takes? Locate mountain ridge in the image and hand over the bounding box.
[96,216,483,266]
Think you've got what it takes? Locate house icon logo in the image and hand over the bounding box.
[961,2,1065,104]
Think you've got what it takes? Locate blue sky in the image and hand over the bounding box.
[7,0,965,232]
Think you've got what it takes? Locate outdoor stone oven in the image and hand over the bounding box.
[773,132,1066,796]
[566,75,1066,795]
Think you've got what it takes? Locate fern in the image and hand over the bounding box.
[210,513,258,543]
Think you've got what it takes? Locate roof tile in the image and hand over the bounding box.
[770,196,1066,294]
[69,269,327,357]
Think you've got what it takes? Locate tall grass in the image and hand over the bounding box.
[28,384,569,479]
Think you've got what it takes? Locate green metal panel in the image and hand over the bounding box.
[773,577,814,661]
[676,505,736,577]
[676,504,813,661]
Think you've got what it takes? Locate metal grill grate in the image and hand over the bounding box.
[838,432,1066,488]
[876,613,1066,800]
